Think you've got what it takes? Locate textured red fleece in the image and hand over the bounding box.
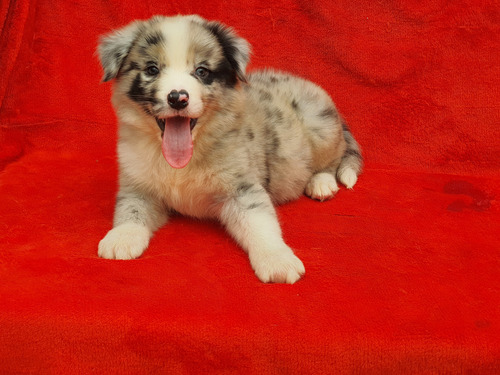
[1,0,499,373]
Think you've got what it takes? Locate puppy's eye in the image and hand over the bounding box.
[195,67,210,79]
[146,66,160,76]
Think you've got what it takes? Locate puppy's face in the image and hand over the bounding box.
[98,15,250,168]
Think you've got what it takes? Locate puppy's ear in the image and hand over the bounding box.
[206,21,251,83]
[97,21,142,82]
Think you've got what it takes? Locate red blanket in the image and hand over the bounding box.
[1,0,499,373]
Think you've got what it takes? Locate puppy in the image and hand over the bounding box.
[97,15,362,284]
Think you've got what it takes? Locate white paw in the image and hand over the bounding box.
[250,247,305,284]
[337,167,358,189]
[305,172,339,201]
[98,223,150,260]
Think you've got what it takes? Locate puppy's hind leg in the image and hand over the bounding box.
[305,122,363,201]
[221,183,305,284]
[305,155,342,201]
[305,170,339,202]
[337,122,363,189]
[98,189,167,260]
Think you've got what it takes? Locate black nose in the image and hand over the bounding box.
[167,89,189,110]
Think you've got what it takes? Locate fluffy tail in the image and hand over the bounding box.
[337,122,363,189]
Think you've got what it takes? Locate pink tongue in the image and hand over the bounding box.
[161,117,193,169]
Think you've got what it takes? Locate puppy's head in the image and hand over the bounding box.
[97,15,250,168]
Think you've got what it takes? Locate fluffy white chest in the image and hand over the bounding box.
[118,139,223,219]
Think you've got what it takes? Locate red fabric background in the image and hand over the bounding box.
[1,0,499,373]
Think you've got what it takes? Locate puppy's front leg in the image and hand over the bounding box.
[98,190,167,260]
[221,184,305,284]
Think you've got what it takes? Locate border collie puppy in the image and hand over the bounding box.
[97,15,362,283]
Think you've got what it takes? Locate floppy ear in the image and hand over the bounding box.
[97,21,142,82]
[205,21,251,83]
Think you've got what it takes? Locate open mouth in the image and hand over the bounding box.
[155,117,198,169]
[156,117,198,134]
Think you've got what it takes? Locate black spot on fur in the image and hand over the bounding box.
[127,73,159,106]
[261,123,282,190]
[264,107,284,124]
[246,129,255,141]
[115,195,147,226]
[259,89,272,101]
[103,72,115,82]
[144,32,164,46]
[269,129,280,150]
[237,183,253,194]
[128,73,145,102]
[263,170,271,190]
[211,60,238,87]
[263,115,281,149]
[341,121,350,132]
[344,148,362,158]
[130,208,140,219]
[319,107,336,119]
[291,99,298,110]
[273,135,280,149]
